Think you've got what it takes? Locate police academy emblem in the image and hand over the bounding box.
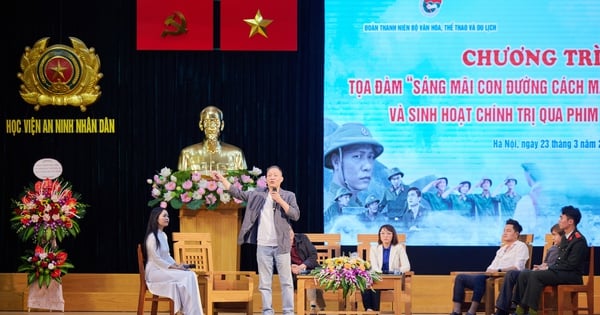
[17,37,103,112]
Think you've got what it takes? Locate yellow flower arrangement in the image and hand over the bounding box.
[310,255,382,299]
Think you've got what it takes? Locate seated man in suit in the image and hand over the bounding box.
[290,229,325,311]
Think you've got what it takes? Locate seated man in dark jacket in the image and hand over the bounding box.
[512,205,588,315]
[290,229,325,311]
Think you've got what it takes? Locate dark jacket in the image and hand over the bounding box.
[293,233,319,269]
[549,229,588,283]
[291,233,318,289]
[229,186,300,254]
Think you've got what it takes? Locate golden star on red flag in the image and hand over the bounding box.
[220,0,297,51]
[243,9,273,38]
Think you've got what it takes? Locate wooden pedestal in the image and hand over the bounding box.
[179,204,243,271]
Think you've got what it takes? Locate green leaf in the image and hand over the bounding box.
[9,216,23,223]
[62,262,75,269]
[186,200,202,210]
[27,273,37,286]
[71,221,81,234]
[67,226,76,238]
[357,276,366,289]
[36,229,44,242]
[170,199,183,209]
[23,228,34,242]
[45,228,53,243]
[148,199,160,207]
[173,170,192,184]
[56,229,64,242]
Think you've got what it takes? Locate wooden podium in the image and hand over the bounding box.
[179,203,243,271]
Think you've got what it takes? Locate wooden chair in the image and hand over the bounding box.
[541,233,555,263]
[452,233,534,315]
[172,232,254,315]
[539,233,558,314]
[539,246,594,315]
[356,233,412,315]
[304,233,342,263]
[303,233,343,310]
[136,244,174,315]
[521,233,535,269]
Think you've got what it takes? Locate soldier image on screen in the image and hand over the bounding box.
[379,167,410,221]
[323,122,384,208]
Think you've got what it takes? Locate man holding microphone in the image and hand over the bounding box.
[212,166,300,315]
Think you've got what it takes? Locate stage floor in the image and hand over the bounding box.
[0,313,446,315]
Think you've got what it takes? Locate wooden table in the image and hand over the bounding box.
[296,273,412,315]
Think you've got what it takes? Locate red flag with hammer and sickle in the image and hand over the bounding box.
[137,0,213,50]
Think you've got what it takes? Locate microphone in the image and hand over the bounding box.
[271,187,277,212]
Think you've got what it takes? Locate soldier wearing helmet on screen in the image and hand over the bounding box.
[442,180,476,217]
[421,177,451,211]
[358,194,384,223]
[471,177,498,218]
[324,187,352,228]
[379,167,410,221]
[492,176,521,221]
[323,122,384,207]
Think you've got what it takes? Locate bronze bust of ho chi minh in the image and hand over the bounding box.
[178,105,247,173]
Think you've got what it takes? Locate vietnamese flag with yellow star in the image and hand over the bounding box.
[136,0,213,50]
[220,0,297,51]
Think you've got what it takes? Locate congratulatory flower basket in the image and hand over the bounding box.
[11,178,87,288]
[11,176,88,311]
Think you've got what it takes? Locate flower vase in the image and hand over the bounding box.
[27,280,65,311]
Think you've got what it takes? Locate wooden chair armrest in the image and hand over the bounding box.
[212,271,255,276]
[402,271,413,291]
[193,270,211,278]
[211,271,255,291]
[450,271,488,275]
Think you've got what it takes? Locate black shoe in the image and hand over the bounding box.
[450,312,461,315]
[495,310,509,315]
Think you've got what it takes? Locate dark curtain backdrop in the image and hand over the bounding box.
[2,0,326,274]
[3,0,563,275]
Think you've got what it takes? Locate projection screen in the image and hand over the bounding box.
[323,0,600,246]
